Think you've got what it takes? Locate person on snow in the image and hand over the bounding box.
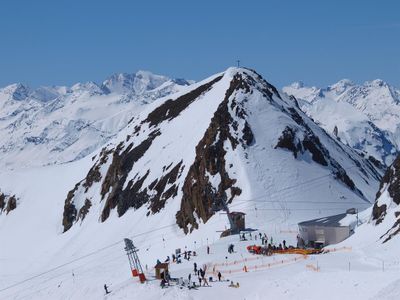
[165,256,170,263]
[218,272,222,282]
[104,284,110,294]
[160,278,166,288]
[188,273,192,284]
[202,276,210,287]
[194,262,197,273]
[207,246,210,254]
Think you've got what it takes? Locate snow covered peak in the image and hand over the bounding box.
[290,81,305,89]
[61,67,380,235]
[71,81,103,96]
[365,79,387,88]
[0,83,31,101]
[329,79,354,94]
[101,70,171,94]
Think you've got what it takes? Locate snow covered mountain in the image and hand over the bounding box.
[283,80,400,167]
[62,67,381,234]
[0,71,190,169]
[0,67,392,300]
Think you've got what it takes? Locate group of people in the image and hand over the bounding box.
[165,250,197,265]
[160,269,171,288]
[242,231,292,251]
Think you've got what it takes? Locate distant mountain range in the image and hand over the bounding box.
[283,79,400,167]
[0,71,190,169]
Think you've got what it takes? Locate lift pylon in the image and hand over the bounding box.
[124,238,146,283]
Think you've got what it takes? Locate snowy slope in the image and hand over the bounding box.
[283,80,400,166]
[0,67,393,300]
[0,71,190,169]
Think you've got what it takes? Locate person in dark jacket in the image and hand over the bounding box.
[104,284,110,294]
[218,272,222,281]
[194,262,197,273]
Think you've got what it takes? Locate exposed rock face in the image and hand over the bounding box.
[0,192,17,215]
[372,155,400,242]
[176,74,250,233]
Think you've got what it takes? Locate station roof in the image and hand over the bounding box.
[155,263,169,269]
[298,213,349,227]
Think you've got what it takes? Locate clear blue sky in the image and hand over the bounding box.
[0,0,399,88]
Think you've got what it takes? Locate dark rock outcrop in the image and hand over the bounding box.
[0,192,18,215]
[176,74,255,233]
[372,156,400,239]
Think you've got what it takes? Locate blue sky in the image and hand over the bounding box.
[0,0,399,88]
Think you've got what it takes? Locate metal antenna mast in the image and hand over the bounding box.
[124,238,146,283]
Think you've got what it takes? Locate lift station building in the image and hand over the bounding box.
[298,209,357,248]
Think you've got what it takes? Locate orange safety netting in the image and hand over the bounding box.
[208,255,308,275]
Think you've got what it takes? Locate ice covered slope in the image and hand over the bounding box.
[62,67,382,234]
[0,71,190,169]
[283,80,400,166]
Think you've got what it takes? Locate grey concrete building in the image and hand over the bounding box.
[298,210,357,248]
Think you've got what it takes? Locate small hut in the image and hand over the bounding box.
[154,262,169,280]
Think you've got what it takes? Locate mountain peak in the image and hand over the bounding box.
[329,79,354,94]
[1,83,31,101]
[290,81,305,89]
[364,79,387,88]
[101,70,171,94]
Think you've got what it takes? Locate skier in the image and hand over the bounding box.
[207,246,210,254]
[218,271,222,281]
[104,284,110,295]
[194,262,197,273]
